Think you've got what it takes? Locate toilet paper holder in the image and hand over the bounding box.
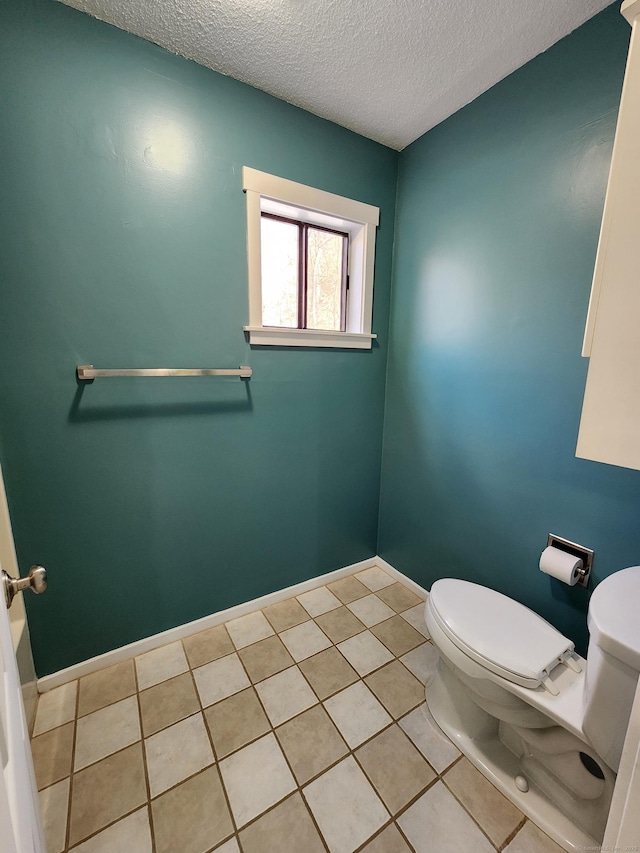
[546,534,594,588]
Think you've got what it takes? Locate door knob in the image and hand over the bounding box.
[2,566,47,609]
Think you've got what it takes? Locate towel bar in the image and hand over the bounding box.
[76,365,252,380]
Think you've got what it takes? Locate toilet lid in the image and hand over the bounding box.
[429,579,575,688]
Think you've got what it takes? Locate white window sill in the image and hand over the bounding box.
[243,326,377,349]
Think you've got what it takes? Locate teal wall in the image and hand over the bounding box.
[0,0,398,675]
[378,3,640,654]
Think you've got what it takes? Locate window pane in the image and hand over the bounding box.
[306,227,345,331]
[261,216,299,328]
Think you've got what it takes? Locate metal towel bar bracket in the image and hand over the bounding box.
[76,365,252,381]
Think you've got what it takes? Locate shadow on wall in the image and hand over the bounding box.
[68,380,253,422]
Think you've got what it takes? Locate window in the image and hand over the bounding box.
[243,167,379,349]
[261,213,348,332]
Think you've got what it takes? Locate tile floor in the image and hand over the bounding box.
[31,566,564,853]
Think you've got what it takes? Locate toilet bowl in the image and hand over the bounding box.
[424,566,640,853]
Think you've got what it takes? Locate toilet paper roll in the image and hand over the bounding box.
[539,546,583,586]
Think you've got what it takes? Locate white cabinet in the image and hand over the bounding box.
[576,0,640,471]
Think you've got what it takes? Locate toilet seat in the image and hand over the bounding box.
[428,579,575,689]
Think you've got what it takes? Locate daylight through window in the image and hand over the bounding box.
[261,214,348,332]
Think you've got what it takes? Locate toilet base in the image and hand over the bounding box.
[426,657,614,853]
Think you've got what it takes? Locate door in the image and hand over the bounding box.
[1,574,45,853]
[0,460,45,853]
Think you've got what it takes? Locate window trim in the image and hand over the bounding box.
[242,167,379,349]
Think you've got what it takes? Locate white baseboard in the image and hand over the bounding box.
[37,555,428,693]
[375,556,429,599]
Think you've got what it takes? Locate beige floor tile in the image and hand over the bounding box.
[360,824,412,852]
[238,634,294,682]
[279,620,332,661]
[315,606,366,643]
[399,703,460,772]
[337,631,393,676]
[364,660,425,719]
[139,671,200,736]
[276,704,348,784]
[398,781,494,853]
[297,586,342,617]
[39,778,69,853]
[299,647,359,700]
[376,583,423,613]
[239,792,325,853]
[204,687,270,759]
[68,742,147,846]
[324,682,392,749]
[262,597,310,632]
[152,766,234,853]
[135,642,188,691]
[182,624,234,669]
[355,567,395,591]
[327,575,370,604]
[356,725,436,814]
[193,653,250,707]
[503,820,564,853]
[145,712,214,797]
[444,757,524,847]
[74,695,141,770]
[34,682,77,736]
[303,756,389,853]
[77,659,136,717]
[346,594,396,627]
[255,666,318,726]
[70,807,152,853]
[400,642,439,685]
[219,733,296,827]
[400,602,430,638]
[31,721,74,790]
[225,610,274,649]
[371,616,425,657]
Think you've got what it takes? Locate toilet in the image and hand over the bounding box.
[424,566,640,853]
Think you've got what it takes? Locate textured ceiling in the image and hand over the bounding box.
[58,0,613,150]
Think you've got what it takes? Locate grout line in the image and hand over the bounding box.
[147,763,220,804]
[444,752,464,771]
[214,642,267,843]
[66,804,150,851]
[499,816,527,851]
[297,790,337,853]
[299,797,332,853]
[394,818,419,853]
[62,681,80,853]
[349,818,399,852]
[244,663,334,853]
[62,681,150,849]
[132,658,157,853]
[441,773,503,851]
[186,642,241,850]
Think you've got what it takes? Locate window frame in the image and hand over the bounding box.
[260,211,349,333]
[242,167,379,349]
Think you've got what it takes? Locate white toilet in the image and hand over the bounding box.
[424,566,640,853]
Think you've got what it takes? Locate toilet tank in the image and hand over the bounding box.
[583,566,640,772]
